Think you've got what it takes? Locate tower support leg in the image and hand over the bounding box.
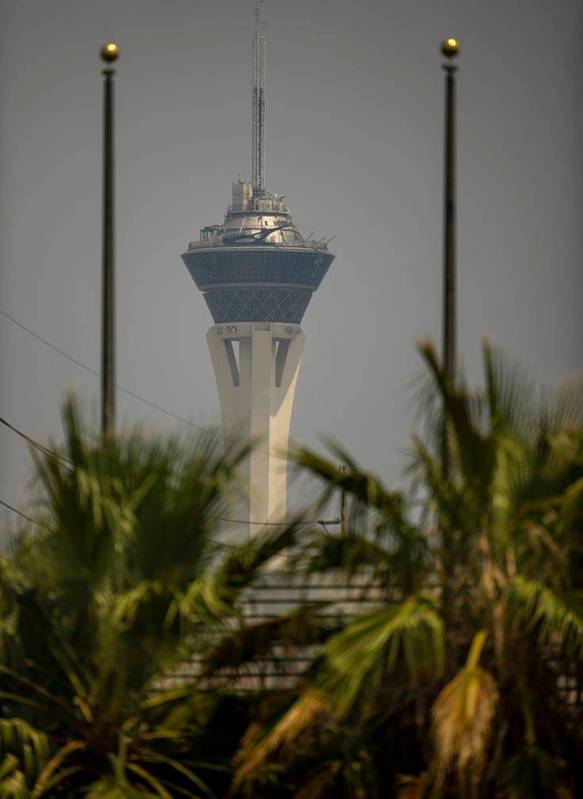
[207,322,304,537]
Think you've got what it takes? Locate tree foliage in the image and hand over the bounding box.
[1,341,581,797]
[235,342,583,798]
[0,399,301,796]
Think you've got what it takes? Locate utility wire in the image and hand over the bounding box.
[0,307,288,461]
[0,497,338,531]
[222,518,340,527]
[0,416,72,469]
[1,417,340,530]
[0,308,98,377]
[0,307,210,430]
[0,499,36,525]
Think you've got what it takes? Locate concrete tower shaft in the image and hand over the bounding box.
[207,322,304,530]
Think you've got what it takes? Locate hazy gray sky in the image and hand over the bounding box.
[1,0,582,518]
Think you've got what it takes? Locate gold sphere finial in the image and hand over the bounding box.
[100,42,119,64]
[441,37,460,59]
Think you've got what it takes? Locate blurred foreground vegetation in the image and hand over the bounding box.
[0,342,581,798]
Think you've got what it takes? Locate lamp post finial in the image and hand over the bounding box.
[441,38,460,59]
[100,42,119,64]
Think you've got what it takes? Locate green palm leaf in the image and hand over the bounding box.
[0,719,48,792]
[508,576,583,657]
[318,594,444,714]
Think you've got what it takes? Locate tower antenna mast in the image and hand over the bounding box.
[252,0,266,195]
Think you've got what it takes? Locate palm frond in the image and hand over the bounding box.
[541,372,583,433]
[30,740,85,798]
[0,757,28,799]
[294,528,392,576]
[0,719,48,791]
[293,525,429,598]
[418,341,496,491]
[184,519,302,620]
[560,475,583,535]
[137,749,215,798]
[204,605,331,675]
[291,444,405,525]
[482,340,537,436]
[317,595,444,715]
[410,436,468,535]
[508,575,583,657]
[232,690,329,789]
[431,631,498,782]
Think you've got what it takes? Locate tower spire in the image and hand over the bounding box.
[252,0,266,195]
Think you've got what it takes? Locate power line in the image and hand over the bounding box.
[222,518,340,527]
[1,417,337,531]
[0,499,36,525]
[0,306,288,461]
[0,397,342,532]
[0,308,101,377]
[0,496,339,532]
[0,416,72,469]
[0,307,206,429]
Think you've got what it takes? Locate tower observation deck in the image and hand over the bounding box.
[181,2,334,534]
[183,183,334,325]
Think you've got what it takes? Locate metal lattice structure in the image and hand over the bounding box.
[205,287,311,324]
[252,0,266,194]
[183,245,333,324]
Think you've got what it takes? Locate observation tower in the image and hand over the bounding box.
[182,1,334,533]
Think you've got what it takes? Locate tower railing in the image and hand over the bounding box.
[186,237,330,251]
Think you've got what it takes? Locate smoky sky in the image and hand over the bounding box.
[1,0,582,518]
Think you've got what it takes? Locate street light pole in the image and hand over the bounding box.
[100,43,119,440]
[440,37,459,476]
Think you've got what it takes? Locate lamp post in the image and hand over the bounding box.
[440,37,459,476]
[100,42,119,439]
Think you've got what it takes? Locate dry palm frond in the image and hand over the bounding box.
[232,690,329,789]
[431,631,498,783]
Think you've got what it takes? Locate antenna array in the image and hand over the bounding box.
[252,0,266,194]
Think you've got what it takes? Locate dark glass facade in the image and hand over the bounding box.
[182,244,334,324]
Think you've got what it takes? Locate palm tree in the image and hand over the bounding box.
[232,341,583,798]
[0,399,305,797]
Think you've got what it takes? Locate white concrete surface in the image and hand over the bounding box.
[207,322,304,536]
